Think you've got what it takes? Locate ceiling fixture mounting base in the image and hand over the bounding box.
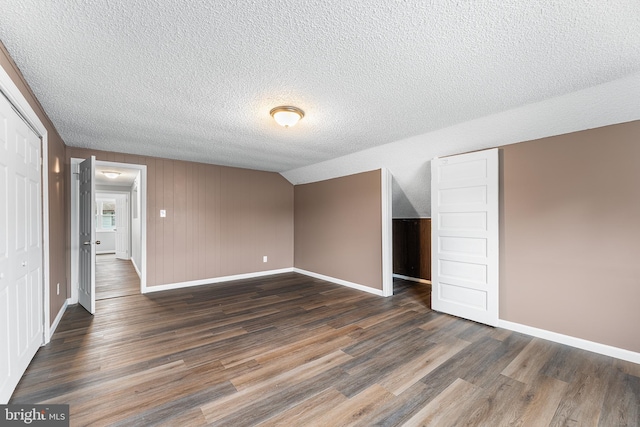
[270,106,304,128]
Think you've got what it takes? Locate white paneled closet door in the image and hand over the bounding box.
[0,94,43,403]
[431,148,499,326]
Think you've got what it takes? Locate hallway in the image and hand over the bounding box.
[96,254,139,300]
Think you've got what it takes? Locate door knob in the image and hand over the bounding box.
[21,261,27,267]
[96,241,101,245]
[83,241,90,245]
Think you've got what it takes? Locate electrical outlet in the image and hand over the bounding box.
[57,283,60,295]
[160,209,166,217]
[263,256,268,263]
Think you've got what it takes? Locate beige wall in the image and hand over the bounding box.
[0,43,68,324]
[67,148,294,287]
[294,170,383,290]
[500,120,640,353]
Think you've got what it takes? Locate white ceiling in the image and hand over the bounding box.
[1,1,639,175]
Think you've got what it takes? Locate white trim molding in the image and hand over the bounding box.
[497,319,640,365]
[380,168,393,297]
[392,274,432,285]
[143,268,295,293]
[294,268,384,297]
[95,160,147,295]
[41,133,50,344]
[49,299,69,339]
[131,258,141,279]
[69,158,81,305]
[143,267,387,298]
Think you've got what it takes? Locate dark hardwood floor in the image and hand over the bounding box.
[96,254,139,300]
[10,269,640,426]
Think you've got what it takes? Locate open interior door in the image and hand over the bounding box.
[78,156,96,314]
[431,148,499,326]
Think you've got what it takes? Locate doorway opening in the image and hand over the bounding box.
[70,158,147,310]
[94,191,137,300]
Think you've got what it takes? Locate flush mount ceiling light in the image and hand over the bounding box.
[102,171,121,179]
[270,106,304,128]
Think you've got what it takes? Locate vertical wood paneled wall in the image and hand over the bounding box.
[67,148,294,287]
[392,218,431,281]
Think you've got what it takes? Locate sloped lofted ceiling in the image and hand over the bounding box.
[1,0,640,175]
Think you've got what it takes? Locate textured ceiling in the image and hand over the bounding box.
[1,1,639,173]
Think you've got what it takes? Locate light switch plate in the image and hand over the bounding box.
[160,209,166,217]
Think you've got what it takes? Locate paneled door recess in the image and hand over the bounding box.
[431,148,499,326]
[0,94,43,403]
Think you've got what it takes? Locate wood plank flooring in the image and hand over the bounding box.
[10,271,640,426]
[96,254,139,300]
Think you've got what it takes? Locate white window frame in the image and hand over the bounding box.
[96,198,117,231]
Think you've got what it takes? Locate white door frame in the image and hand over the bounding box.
[0,64,50,344]
[381,168,393,297]
[70,159,147,303]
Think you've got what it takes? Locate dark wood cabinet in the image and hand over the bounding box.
[393,218,431,281]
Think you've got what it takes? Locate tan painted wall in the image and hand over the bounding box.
[67,148,294,287]
[294,170,383,290]
[0,43,68,324]
[500,120,640,353]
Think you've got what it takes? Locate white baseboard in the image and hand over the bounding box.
[393,274,432,285]
[131,258,141,279]
[49,298,69,340]
[497,319,640,365]
[52,275,640,364]
[294,268,384,296]
[143,267,386,298]
[143,268,295,293]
